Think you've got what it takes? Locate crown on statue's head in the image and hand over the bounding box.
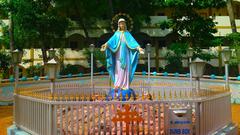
[118,18,126,24]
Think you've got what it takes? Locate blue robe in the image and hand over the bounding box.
[105,31,139,84]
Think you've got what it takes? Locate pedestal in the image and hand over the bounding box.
[108,88,136,101]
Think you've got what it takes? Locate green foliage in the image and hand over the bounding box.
[0,0,9,19]
[168,42,188,55]
[111,0,157,32]
[94,49,106,68]
[83,48,106,70]
[0,0,69,64]
[165,54,183,72]
[11,0,69,48]
[226,32,240,47]
[210,38,223,47]
[169,12,217,47]
[165,42,188,72]
[0,49,11,70]
[192,48,215,61]
[2,0,75,76]
[0,49,11,78]
[58,48,65,58]
[26,65,43,77]
[156,0,226,48]
[193,52,214,61]
[0,20,9,48]
[229,58,238,66]
[55,0,157,33]
[60,64,86,75]
[164,42,215,72]
[58,47,65,66]
[54,0,112,39]
[0,0,158,50]
[226,32,240,63]
[163,0,226,9]
[158,20,172,30]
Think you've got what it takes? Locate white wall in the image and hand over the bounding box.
[213,16,240,36]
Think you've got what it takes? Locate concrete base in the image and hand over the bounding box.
[7,125,30,135]
[212,123,238,135]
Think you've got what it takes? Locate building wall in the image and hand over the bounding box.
[19,47,226,69]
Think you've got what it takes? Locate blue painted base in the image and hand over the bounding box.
[107,88,136,101]
[0,101,13,106]
[7,125,30,135]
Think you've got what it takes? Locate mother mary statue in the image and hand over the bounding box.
[101,18,144,98]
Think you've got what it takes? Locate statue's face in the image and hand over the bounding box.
[119,21,126,31]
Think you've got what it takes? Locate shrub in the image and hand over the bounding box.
[26,64,44,77]
[60,64,86,75]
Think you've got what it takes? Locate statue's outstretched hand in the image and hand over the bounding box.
[138,47,144,54]
[100,44,107,51]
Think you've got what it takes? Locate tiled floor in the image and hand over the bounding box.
[0,105,239,135]
[232,104,240,134]
[0,106,13,135]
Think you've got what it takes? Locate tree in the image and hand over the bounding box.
[226,32,240,74]
[0,0,69,64]
[158,0,226,48]
[0,49,11,78]
[0,20,9,48]
[55,0,157,40]
[0,0,14,51]
[152,0,226,72]
[55,0,111,41]
[110,0,157,32]
[165,42,188,72]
